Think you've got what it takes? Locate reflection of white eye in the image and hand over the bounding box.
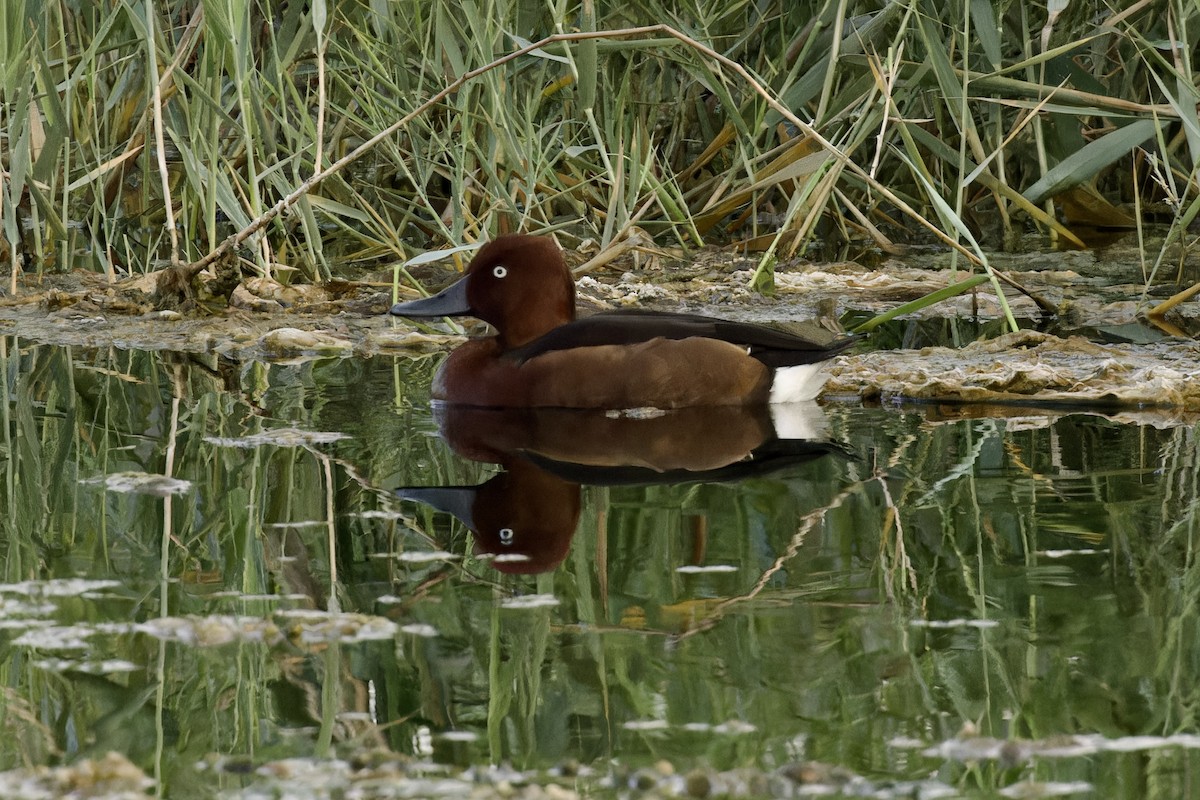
[499,527,514,544]
[492,265,508,279]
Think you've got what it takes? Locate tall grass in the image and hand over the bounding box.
[1,1,1197,303]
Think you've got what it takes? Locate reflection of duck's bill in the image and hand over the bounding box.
[394,486,476,528]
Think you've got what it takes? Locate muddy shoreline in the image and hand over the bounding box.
[3,243,1198,416]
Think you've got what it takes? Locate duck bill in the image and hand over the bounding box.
[389,275,472,317]
[395,486,477,528]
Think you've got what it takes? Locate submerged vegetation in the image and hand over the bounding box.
[1,1,1198,313]
[3,342,1200,798]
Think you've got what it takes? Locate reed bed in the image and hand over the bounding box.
[1,1,1197,311]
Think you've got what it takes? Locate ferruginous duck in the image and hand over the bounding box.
[389,235,853,408]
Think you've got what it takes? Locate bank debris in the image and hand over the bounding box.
[1,253,1198,411]
[824,329,1200,411]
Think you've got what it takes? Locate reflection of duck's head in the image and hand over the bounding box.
[389,234,854,408]
[398,460,580,574]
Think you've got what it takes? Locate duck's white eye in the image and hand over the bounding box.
[492,265,508,279]
[499,527,514,544]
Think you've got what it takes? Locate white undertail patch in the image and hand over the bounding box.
[768,363,828,404]
[769,364,832,441]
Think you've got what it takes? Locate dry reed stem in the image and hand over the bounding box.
[673,478,864,641]
[1147,281,1200,318]
[314,13,328,175]
[146,9,179,268]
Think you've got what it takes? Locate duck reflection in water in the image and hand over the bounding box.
[398,403,842,573]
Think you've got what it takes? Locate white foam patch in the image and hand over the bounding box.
[910,618,1000,629]
[499,594,559,610]
[83,472,192,497]
[395,550,458,563]
[205,428,349,448]
[768,363,828,403]
[768,401,830,440]
[623,719,670,731]
[400,623,439,638]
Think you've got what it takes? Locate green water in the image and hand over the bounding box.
[1,338,1198,798]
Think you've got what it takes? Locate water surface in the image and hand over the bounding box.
[1,337,1197,798]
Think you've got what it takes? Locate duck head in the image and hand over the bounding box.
[389,235,575,348]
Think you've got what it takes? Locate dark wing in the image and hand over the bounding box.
[508,309,857,367]
[520,437,849,486]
